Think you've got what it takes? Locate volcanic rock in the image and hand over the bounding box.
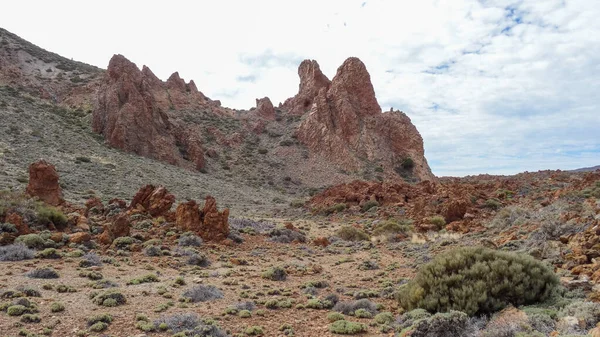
[25,160,64,206]
[175,196,229,242]
[294,57,434,181]
[255,97,275,120]
[200,196,230,242]
[283,60,331,115]
[92,54,206,171]
[129,185,175,217]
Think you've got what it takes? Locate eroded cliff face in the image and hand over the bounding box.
[92,54,206,170]
[293,57,434,181]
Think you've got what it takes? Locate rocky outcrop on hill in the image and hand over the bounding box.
[26,160,63,206]
[294,57,434,182]
[255,97,275,120]
[92,54,207,170]
[175,196,230,242]
[129,185,175,217]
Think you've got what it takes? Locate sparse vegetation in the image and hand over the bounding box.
[336,226,369,241]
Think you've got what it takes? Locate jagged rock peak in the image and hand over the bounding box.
[284,59,331,115]
[329,57,381,117]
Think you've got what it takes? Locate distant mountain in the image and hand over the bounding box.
[571,165,600,172]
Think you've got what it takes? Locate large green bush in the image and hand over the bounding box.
[397,247,558,316]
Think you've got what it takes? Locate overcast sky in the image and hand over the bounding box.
[2,0,599,176]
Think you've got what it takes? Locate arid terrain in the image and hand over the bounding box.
[0,27,599,337]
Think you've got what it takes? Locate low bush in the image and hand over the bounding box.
[262,266,287,281]
[181,285,223,303]
[144,245,162,256]
[92,290,126,307]
[428,216,446,229]
[26,268,59,279]
[35,248,61,259]
[328,320,367,334]
[269,228,306,243]
[361,200,379,212]
[87,313,113,326]
[186,253,210,267]
[127,274,159,285]
[333,299,378,316]
[153,313,228,336]
[178,233,203,247]
[398,310,476,337]
[79,252,102,267]
[372,220,412,237]
[336,226,369,241]
[0,244,34,261]
[50,302,65,312]
[397,247,559,315]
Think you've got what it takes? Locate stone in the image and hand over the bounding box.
[175,200,202,233]
[5,212,29,235]
[283,59,331,115]
[255,97,275,120]
[200,196,230,242]
[25,160,64,206]
[69,232,91,244]
[129,185,175,217]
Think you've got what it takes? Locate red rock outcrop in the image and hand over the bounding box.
[92,54,206,171]
[200,196,230,241]
[283,60,331,115]
[293,57,434,182]
[129,185,175,217]
[25,160,64,206]
[98,212,130,245]
[255,97,275,120]
[175,196,229,242]
[175,200,202,232]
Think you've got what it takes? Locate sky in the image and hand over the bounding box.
[1,0,599,176]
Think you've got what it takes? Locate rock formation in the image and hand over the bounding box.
[129,185,175,217]
[25,160,64,206]
[255,97,275,120]
[292,57,434,181]
[92,54,206,171]
[175,196,229,242]
[283,60,331,115]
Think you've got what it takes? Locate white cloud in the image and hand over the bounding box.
[1,0,599,176]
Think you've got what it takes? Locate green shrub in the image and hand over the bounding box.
[7,305,27,316]
[89,322,108,332]
[15,234,45,249]
[92,290,126,307]
[36,205,67,228]
[245,325,264,335]
[429,216,446,229]
[354,308,372,318]
[20,314,41,323]
[35,248,61,259]
[325,203,347,214]
[372,220,413,237]
[399,310,473,337]
[484,199,502,210]
[397,247,559,315]
[328,320,367,334]
[127,274,159,285]
[361,200,379,212]
[261,266,287,281]
[374,312,394,324]
[87,313,113,326]
[336,226,369,241]
[50,302,65,312]
[327,312,345,322]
